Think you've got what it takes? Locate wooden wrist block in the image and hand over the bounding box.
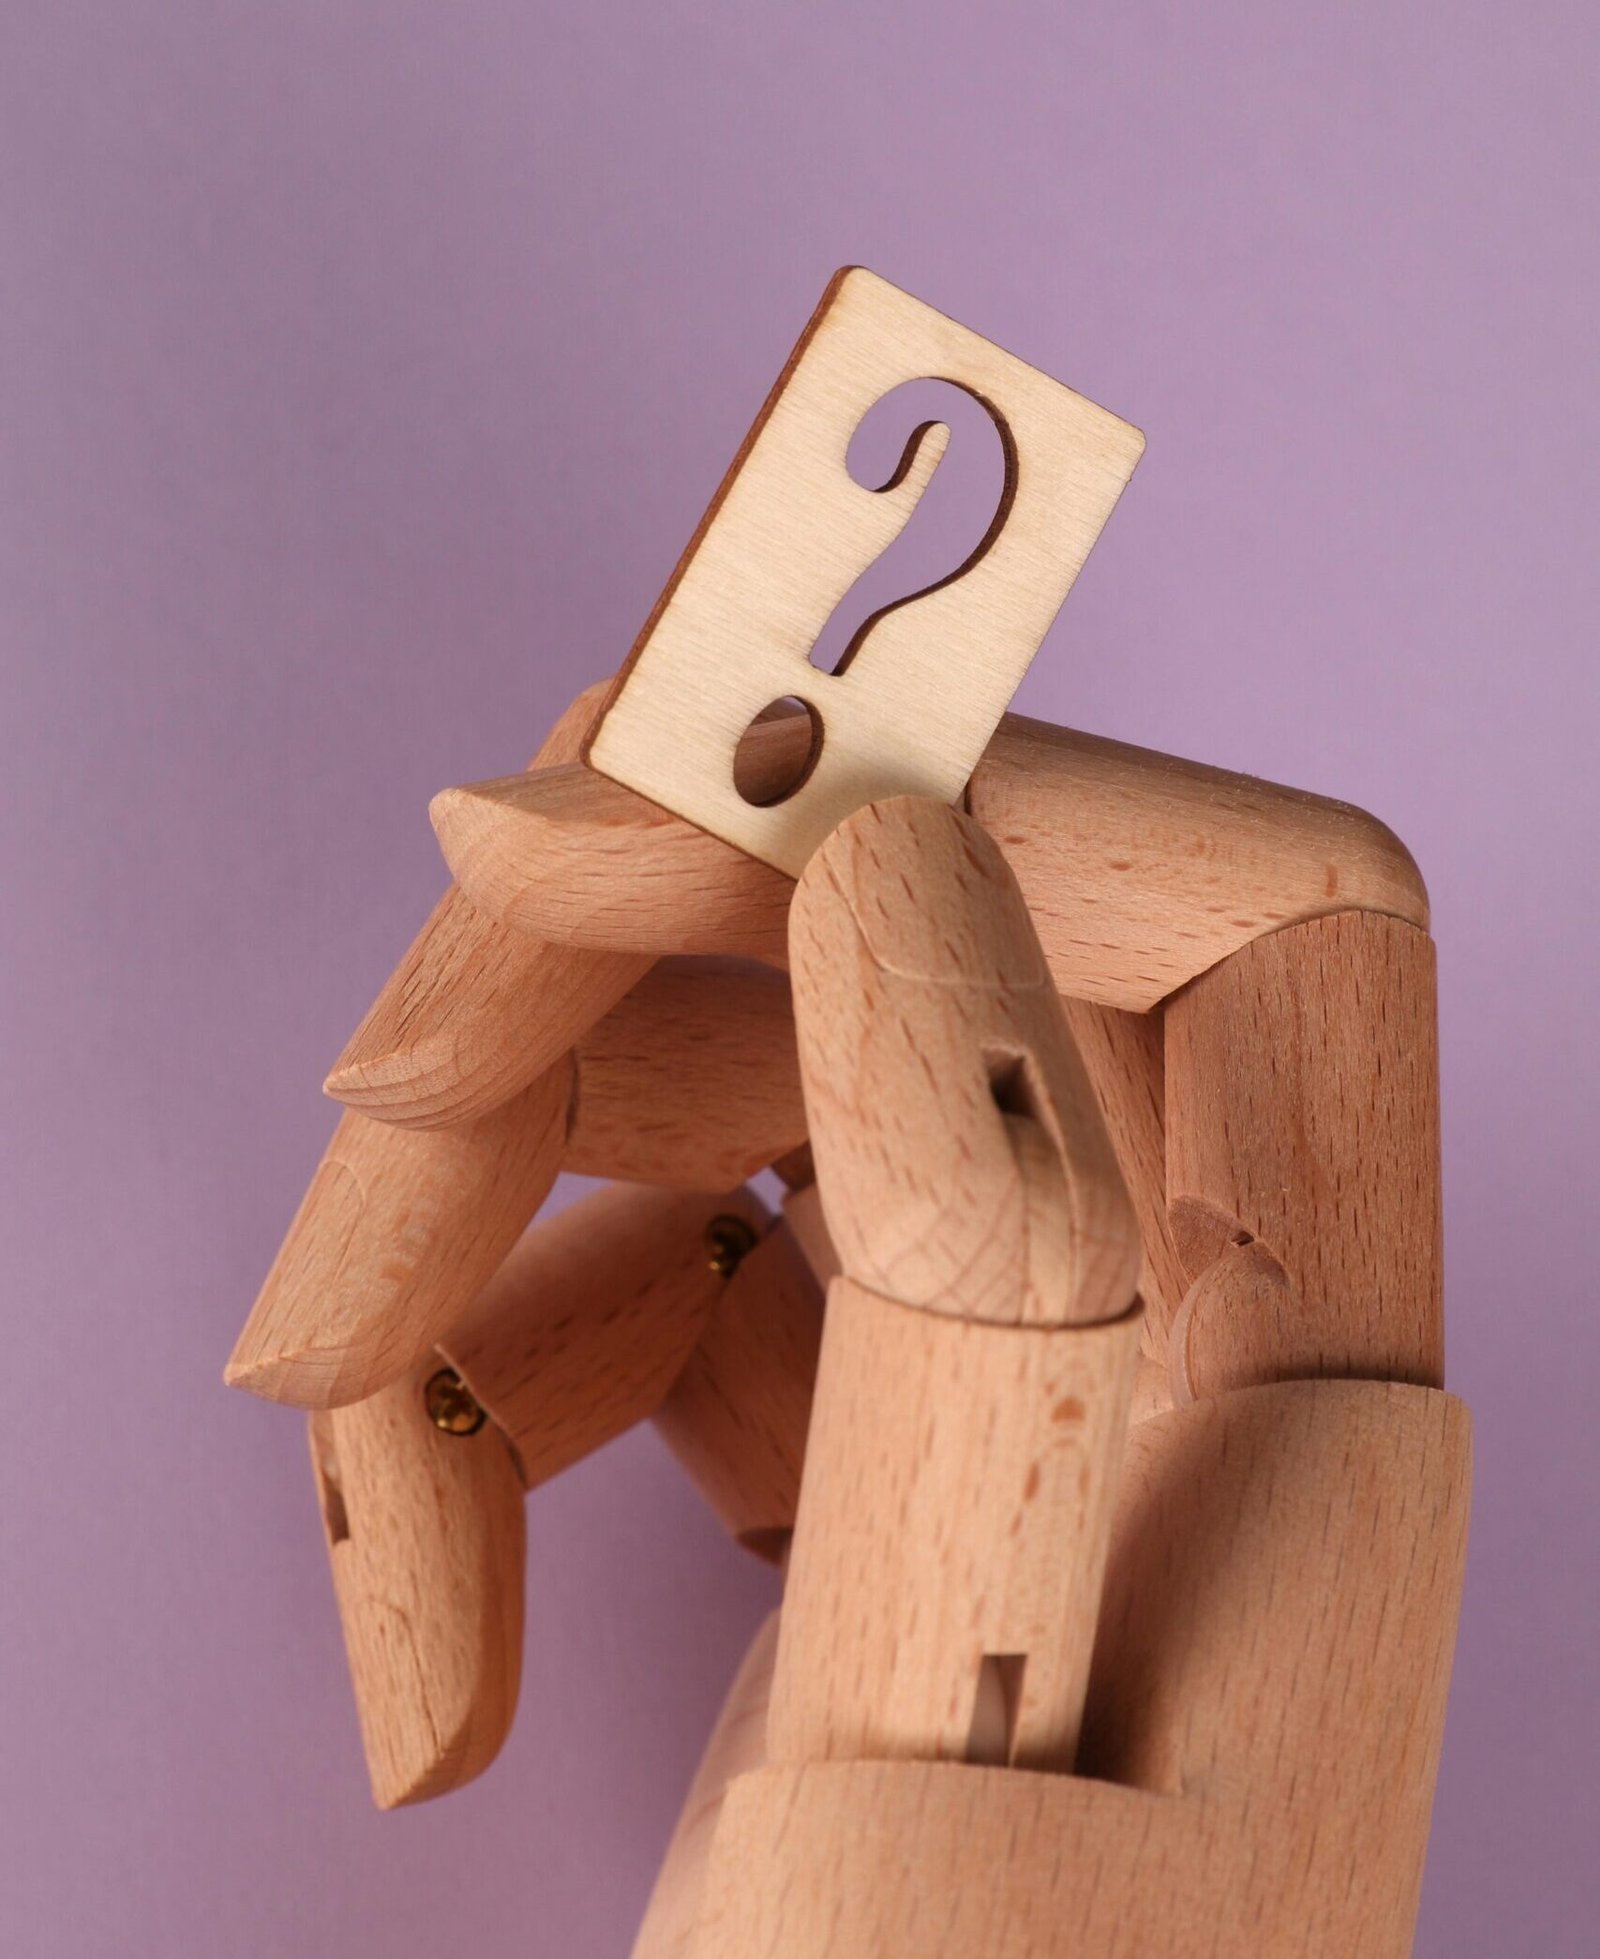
[696,1378,1471,1959]
[768,1277,1143,1773]
[308,1356,525,1810]
[652,1220,824,1560]
[1164,908,1443,1397]
[438,1182,769,1490]
[327,676,650,1130]
[228,1060,570,1409]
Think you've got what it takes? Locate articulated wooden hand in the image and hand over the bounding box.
[224,265,1466,1948]
[227,668,1466,1959]
[772,795,1146,1773]
[640,800,1465,1959]
[302,1176,823,1808]
[227,681,812,1409]
[227,677,827,1805]
[426,694,1432,1390]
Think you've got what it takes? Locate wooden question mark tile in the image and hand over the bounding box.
[584,267,1144,875]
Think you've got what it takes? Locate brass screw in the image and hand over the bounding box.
[424,1366,486,1436]
[705,1213,759,1277]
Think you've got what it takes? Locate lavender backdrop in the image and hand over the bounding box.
[3,5,1596,1953]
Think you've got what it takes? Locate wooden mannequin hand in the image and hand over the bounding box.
[226,676,1459,1884]
[227,678,816,1410]
[225,685,831,1806]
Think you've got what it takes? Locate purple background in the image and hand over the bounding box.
[3,4,1596,1953]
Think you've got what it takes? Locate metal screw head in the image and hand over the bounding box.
[705,1213,759,1277]
[424,1366,487,1436]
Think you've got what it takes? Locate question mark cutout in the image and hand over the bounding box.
[733,380,1013,808]
[586,268,1142,876]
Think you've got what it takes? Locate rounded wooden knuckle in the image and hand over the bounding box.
[970,715,1432,1011]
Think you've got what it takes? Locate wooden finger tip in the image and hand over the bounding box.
[321,1045,394,1110]
[309,1380,525,1813]
[793,795,1031,983]
[365,1709,503,1811]
[224,1325,364,1409]
[429,770,518,850]
[227,1283,415,1410]
[320,1037,463,1125]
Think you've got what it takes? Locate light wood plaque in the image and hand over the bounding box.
[585,268,1144,874]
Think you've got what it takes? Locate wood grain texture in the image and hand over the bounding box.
[653,1221,824,1558]
[1061,995,1186,1360]
[789,797,1139,1327]
[308,1358,525,1810]
[228,1062,570,1409]
[1128,1349,1174,1425]
[566,957,807,1189]
[431,759,793,962]
[768,1278,1143,1774]
[587,267,1143,875]
[326,677,649,1129]
[632,1615,778,1959]
[968,713,1430,1009]
[1164,909,1444,1398]
[786,1053,1162,1408]
[438,1182,768,1489]
[325,890,647,1131]
[779,1181,840,1288]
[769,1142,816,1190]
[436,711,1425,1011]
[696,1380,1471,1959]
